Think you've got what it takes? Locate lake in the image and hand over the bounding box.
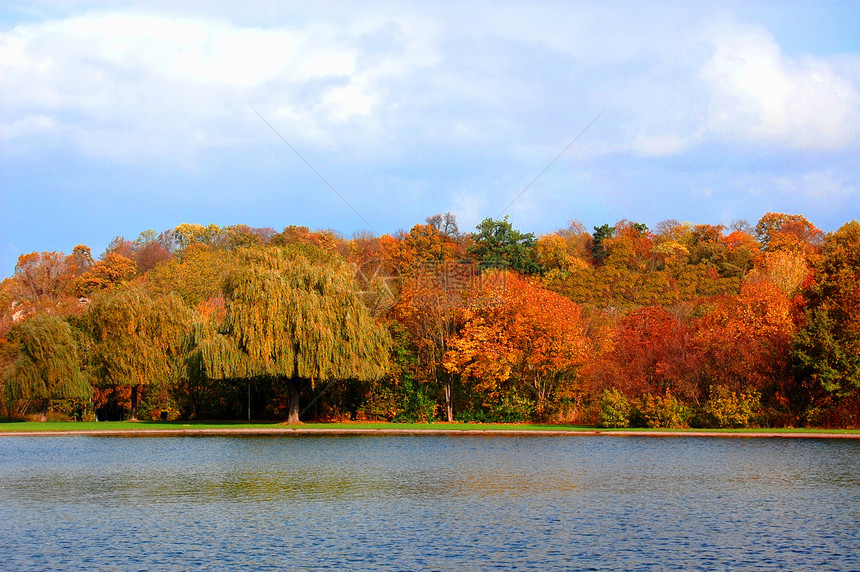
[1,435,858,570]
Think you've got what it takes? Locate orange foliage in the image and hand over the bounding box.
[380,224,463,277]
[272,225,344,252]
[444,272,590,416]
[9,251,84,317]
[76,252,137,295]
[694,281,796,397]
[196,296,227,324]
[755,212,824,256]
[586,306,696,400]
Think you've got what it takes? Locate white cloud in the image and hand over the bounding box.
[775,170,855,200]
[2,4,860,167]
[630,133,692,157]
[701,20,860,150]
[0,10,422,160]
[0,114,61,140]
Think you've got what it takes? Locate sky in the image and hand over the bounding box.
[2,1,860,277]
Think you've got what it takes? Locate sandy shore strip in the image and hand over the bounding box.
[2,427,859,438]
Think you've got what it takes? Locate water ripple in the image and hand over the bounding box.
[1,435,859,570]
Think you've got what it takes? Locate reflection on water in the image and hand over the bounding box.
[1,435,859,570]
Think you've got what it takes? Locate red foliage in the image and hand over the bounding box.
[587,306,697,400]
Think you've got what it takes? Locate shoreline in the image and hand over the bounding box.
[3,427,860,438]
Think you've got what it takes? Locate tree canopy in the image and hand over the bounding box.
[200,245,391,423]
[4,314,90,420]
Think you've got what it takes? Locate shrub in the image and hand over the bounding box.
[599,389,632,428]
[702,385,760,428]
[637,391,692,428]
[455,394,534,423]
[393,376,437,422]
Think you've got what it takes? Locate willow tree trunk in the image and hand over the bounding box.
[287,377,300,424]
[130,385,139,421]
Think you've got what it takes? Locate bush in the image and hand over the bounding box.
[455,394,534,423]
[599,389,632,428]
[393,377,437,422]
[637,391,691,428]
[490,394,534,423]
[701,385,760,428]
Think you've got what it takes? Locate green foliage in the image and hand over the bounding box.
[218,245,391,383]
[701,385,761,428]
[394,375,437,422]
[793,308,858,396]
[469,216,539,274]
[84,286,192,389]
[598,389,631,428]
[5,314,90,403]
[793,221,860,401]
[637,391,692,428]
[591,224,614,264]
[143,245,234,307]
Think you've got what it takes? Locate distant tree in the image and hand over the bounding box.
[271,225,343,252]
[12,251,79,310]
[70,245,94,275]
[103,236,136,259]
[380,223,463,278]
[173,223,223,253]
[76,252,137,295]
[132,230,172,273]
[534,234,572,272]
[591,224,614,265]
[755,212,823,254]
[426,212,461,239]
[4,314,90,421]
[220,225,264,250]
[469,216,539,274]
[142,245,234,307]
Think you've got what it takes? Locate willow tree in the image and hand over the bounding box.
[5,314,91,421]
[205,245,390,423]
[84,286,191,420]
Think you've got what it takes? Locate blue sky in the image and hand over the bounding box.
[2,1,859,277]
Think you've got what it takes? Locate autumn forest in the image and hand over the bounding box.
[2,213,859,428]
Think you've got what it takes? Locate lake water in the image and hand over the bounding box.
[1,435,859,571]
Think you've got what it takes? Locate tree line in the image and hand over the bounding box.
[1,213,858,428]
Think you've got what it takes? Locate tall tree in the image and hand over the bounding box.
[4,314,90,421]
[426,212,461,239]
[210,245,390,423]
[591,224,614,265]
[793,221,860,413]
[394,264,470,422]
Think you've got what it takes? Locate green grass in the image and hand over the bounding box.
[1,420,859,434]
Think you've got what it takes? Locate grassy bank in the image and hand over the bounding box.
[2,420,860,436]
